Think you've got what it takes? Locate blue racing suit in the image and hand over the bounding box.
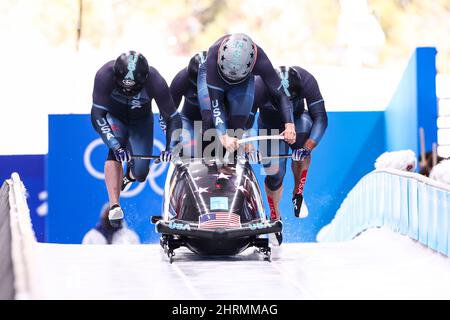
[251,66,328,190]
[91,60,181,181]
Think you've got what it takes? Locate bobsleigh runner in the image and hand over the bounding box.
[140,136,287,263]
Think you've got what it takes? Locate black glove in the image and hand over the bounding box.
[113,147,131,162]
[292,147,311,161]
[159,150,173,163]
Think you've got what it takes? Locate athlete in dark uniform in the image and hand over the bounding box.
[169,51,208,157]
[91,51,181,226]
[250,66,328,221]
[198,33,296,152]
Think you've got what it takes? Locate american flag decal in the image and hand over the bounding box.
[199,212,241,229]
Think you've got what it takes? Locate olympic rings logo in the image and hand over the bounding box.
[83,138,167,197]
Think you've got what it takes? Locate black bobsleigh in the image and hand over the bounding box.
[152,156,282,263]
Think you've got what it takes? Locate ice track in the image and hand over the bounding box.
[32,227,450,300]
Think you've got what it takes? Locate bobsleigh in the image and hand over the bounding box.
[151,155,282,263]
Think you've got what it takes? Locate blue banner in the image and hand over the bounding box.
[48,114,169,244]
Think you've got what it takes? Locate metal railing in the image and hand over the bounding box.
[317,169,450,256]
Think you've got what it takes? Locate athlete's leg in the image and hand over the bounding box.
[104,114,128,226]
[128,114,153,182]
[291,112,313,217]
[292,156,311,197]
[258,117,288,220]
[105,159,123,208]
[264,155,287,221]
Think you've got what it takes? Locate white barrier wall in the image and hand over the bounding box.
[317,169,450,256]
[0,181,14,299]
[0,173,37,300]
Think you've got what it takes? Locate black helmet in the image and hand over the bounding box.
[188,51,207,85]
[113,51,149,96]
[276,66,301,100]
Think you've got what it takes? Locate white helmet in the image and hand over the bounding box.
[217,33,257,84]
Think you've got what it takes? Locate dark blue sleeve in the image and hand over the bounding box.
[91,66,121,151]
[208,86,226,135]
[293,66,328,144]
[308,105,327,144]
[206,36,228,135]
[246,76,266,129]
[253,47,294,124]
[147,67,182,150]
[170,68,189,109]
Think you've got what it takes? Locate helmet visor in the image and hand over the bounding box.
[117,78,141,96]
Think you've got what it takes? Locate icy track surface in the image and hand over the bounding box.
[33,228,450,299]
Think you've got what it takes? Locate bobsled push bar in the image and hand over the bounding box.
[131,135,292,160]
[236,134,284,144]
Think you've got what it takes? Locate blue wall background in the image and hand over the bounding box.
[385,47,437,154]
[47,115,169,244]
[0,155,46,242]
[47,112,385,243]
[42,47,438,244]
[278,111,386,241]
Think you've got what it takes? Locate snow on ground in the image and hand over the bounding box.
[33,227,450,300]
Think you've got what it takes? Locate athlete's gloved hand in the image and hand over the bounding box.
[281,123,296,145]
[245,150,262,164]
[292,147,311,161]
[113,147,131,162]
[220,134,239,152]
[159,150,173,163]
[243,143,261,164]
